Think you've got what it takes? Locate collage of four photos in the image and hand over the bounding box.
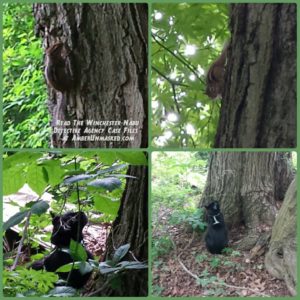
[2,2,297,298]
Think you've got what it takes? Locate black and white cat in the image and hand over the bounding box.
[31,211,93,288]
[204,201,228,254]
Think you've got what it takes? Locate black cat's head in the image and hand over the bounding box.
[50,211,88,247]
[205,201,221,215]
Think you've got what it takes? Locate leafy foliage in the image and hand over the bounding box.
[152,236,174,260]
[151,151,209,285]
[3,200,49,231]
[151,4,229,148]
[152,152,208,213]
[3,268,59,297]
[3,151,147,296]
[3,151,146,218]
[98,243,147,275]
[193,250,243,295]
[170,207,207,232]
[47,286,78,297]
[3,3,50,148]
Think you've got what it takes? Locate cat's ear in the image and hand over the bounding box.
[50,211,56,218]
[50,211,60,224]
[77,211,88,227]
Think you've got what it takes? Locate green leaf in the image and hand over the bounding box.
[93,194,120,216]
[3,210,29,231]
[116,152,147,165]
[112,244,130,264]
[56,261,92,276]
[64,174,94,185]
[96,164,128,175]
[30,200,49,215]
[27,163,48,196]
[2,152,41,195]
[3,166,26,195]
[98,260,147,274]
[88,177,121,192]
[78,261,93,275]
[56,263,75,273]
[98,152,117,165]
[64,169,85,177]
[118,261,148,270]
[30,253,44,260]
[39,160,65,187]
[98,262,121,274]
[69,240,88,262]
[106,174,136,179]
[48,286,77,297]
[3,152,42,171]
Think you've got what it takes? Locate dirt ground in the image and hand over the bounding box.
[83,223,111,259]
[152,208,290,297]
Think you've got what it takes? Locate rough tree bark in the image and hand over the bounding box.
[215,4,296,148]
[33,4,148,148]
[87,164,148,296]
[265,178,297,296]
[199,152,295,250]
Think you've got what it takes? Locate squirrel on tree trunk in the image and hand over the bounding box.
[205,42,228,99]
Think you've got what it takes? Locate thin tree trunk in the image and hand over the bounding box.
[33,4,148,148]
[215,4,296,148]
[88,165,148,296]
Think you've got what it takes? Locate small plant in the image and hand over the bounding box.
[3,268,59,297]
[195,253,208,263]
[204,287,226,296]
[210,257,221,268]
[152,284,164,296]
[221,247,232,254]
[222,260,242,270]
[170,207,207,232]
[230,250,241,257]
[196,269,218,287]
[196,269,226,296]
[98,244,147,275]
[152,236,174,259]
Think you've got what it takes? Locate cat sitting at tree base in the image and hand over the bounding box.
[204,201,228,254]
[31,211,93,288]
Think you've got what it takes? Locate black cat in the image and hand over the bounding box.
[204,201,228,254]
[31,211,93,288]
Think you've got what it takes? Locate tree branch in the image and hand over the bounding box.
[152,33,205,85]
[152,65,188,88]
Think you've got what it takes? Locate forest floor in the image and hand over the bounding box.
[84,223,111,259]
[152,207,290,297]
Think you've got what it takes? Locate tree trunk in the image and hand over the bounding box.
[33,3,148,148]
[265,178,296,296]
[88,165,148,296]
[215,4,296,148]
[200,152,294,249]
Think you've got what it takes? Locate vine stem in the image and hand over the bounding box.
[66,155,82,286]
[10,211,32,271]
